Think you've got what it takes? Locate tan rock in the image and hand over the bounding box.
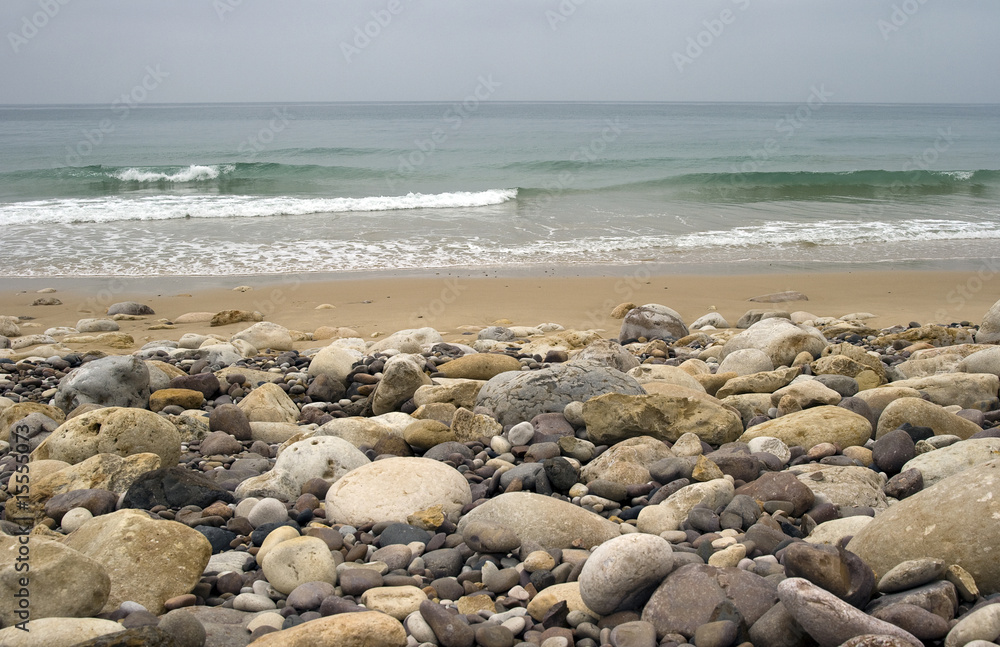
[611,302,638,319]
[527,582,598,621]
[0,402,65,442]
[0,618,124,647]
[437,354,522,380]
[261,536,337,595]
[210,309,262,327]
[627,365,706,392]
[451,407,502,443]
[738,405,872,450]
[580,436,674,486]
[149,388,204,412]
[637,478,734,535]
[238,382,300,423]
[715,367,800,399]
[360,586,427,620]
[886,373,1000,411]
[875,397,983,440]
[403,419,455,450]
[854,386,923,418]
[0,536,110,625]
[412,379,486,410]
[583,393,743,446]
[873,324,975,348]
[246,610,407,647]
[33,407,180,467]
[62,509,211,614]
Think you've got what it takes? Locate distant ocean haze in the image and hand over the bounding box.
[0,102,997,277]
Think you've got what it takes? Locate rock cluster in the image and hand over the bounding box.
[2,299,1000,647]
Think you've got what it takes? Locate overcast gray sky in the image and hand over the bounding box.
[1,0,997,104]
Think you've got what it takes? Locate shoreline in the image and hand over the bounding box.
[3,268,999,354]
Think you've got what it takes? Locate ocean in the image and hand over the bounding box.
[1,101,998,278]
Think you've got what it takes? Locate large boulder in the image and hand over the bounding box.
[619,304,689,342]
[721,318,828,367]
[235,436,370,501]
[5,453,161,525]
[33,407,181,467]
[0,536,110,625]
[0,618,124,646]
[237,382,299,423]
[583,393,742,446]
[476,361,645,428]
[579,533,674,615]
[738,406,872,450]
[62,509,212,614]
[54,355,150,413]
[848,458,1000,594]
[457,492,620,550]
[372,354,432,415]
[976,298,1000,344]
[231,321,293,351]
[325,457,471,526]
[308,344,364,384]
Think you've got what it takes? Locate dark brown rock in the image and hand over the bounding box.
[872,429,915,475]
[170,373,221,399]
[870,602,949,641]
[71,626,176,646]
[781,543,874,608]
[735,472,815,517]
[209,404,252,441]
[199,430,243,456]
[44,488,119,523]
[420,599,475,647]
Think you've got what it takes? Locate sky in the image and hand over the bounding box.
[1,0,998,105]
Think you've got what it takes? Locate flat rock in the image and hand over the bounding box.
[34,406,180,467]
[848,458,1000,595]
[0,618,125,647]
[583,393,742,446]
[876,397,983,440]
[788,464,888,511]
[325,457,471,526]
[457,491,620,550]
[107,301,154,316]
[901,437,1000,487]
[777,577,920,647]
[637,478,734,535]
[247,610,407,647]
[738,406,872,450]
[437,353,522,380]
[886,374,1000,412]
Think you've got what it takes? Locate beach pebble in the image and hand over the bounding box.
[579,533,674,615]
[261,536,337,594]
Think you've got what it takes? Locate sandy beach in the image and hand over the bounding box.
[4,268,999,354]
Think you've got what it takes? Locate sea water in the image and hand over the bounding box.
[0,101,998,277]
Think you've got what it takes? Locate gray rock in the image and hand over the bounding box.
[877,558,947,594]
[849,458,1000,595]
[76,318,120,333]
[641,563,778,639]
[721,318,827,367]
[619,304,689,342]
[476,361,645,428]
[107,301,155,316]
[945,602,1000,647]
[457,492,620,550]
[865,580,958,622]
[777,577,921,647]
[54,355,151,413]
[573,339,640,372]
[579,533,674,615]
[900,437,1000,487]
[157,609,207,647]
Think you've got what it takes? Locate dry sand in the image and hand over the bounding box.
[3,268,998,354]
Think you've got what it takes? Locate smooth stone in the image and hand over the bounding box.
[361,585,427,620]
[457,492,620,550]
[777,577,920,647]
[579,534,674,615]
[738,406,872,450]
[583,393,743,446]
[246,610,408,647]
[420,599,475,647]
[945,603,1000,647]
[637,478,734,535]
[261,536,337,595]
[0,618,125,647]
[878,558,947,594]
[325,457,471,526]
[901,437,1000,488]
[849,458,1000,595]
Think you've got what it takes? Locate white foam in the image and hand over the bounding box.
[0,189,519,226]
[112,164,233,183]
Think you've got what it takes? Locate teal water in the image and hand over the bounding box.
[1,102,998,276]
